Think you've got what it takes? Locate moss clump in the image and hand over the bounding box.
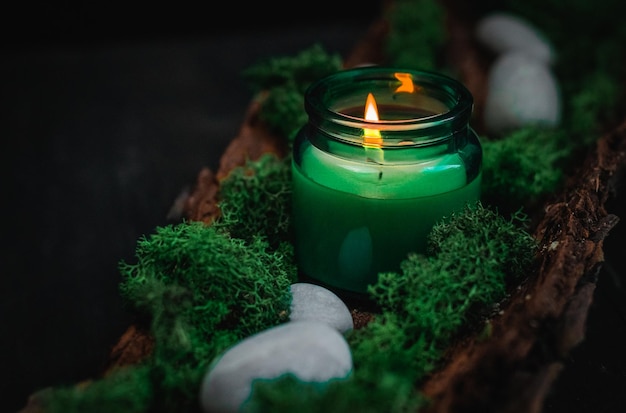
[480,126,572,213]
[119,222,296,338]
[566,71,621,146]
[242,44,343,141]
[44,366,153,413]
[425,202,537,290]
[218,153,293,250]
[385,0,446,71]
[117,222,295,412]
[353,203,537,381]
[245,370,426,413]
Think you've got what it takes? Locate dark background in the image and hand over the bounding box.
[1,1,381,411]
[1,1,625,412]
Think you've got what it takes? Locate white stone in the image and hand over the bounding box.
[199,321,352,413]
[484,52,561,135]
[476,12,555,65]
[289,282,354,333]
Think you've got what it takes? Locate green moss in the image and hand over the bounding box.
[246,320,428,412]
[258,85,310,142]
[119,222,295,337]
[242,43,342,92]
[426,202,537,287]
[45,366,153,413]
[566,71,621,146]
[218,153,294,250]
[385,0,446,71]
[242,44,343,141]
[351,202,537,381]
[116,221,296,411]
[480,126,572,213]
[245,369,426,413]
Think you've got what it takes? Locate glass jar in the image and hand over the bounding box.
[292,66,482,297]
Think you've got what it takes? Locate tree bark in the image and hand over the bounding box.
[420,121,625,413]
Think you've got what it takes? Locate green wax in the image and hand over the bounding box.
[292,143,481,294]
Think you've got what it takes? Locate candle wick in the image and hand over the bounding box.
[378,171,383,180]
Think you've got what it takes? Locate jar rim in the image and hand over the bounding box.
[304,66,474,143]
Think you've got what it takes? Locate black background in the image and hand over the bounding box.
[1,1,381,411]
[1,1,625,412]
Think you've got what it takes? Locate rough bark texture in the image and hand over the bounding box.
[106,324,155,373]
[420,121,625,413]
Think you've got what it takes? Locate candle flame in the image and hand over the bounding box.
[363,92,382,148]
[364,92,380,122]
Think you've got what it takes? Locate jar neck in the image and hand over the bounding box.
[303,67,474,161]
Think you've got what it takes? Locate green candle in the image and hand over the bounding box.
[292,67,482,296]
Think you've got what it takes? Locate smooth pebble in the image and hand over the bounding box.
[290,282,354,333]
[484,52,561,135]
[476,12,555,64]
[199,321,352,413]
